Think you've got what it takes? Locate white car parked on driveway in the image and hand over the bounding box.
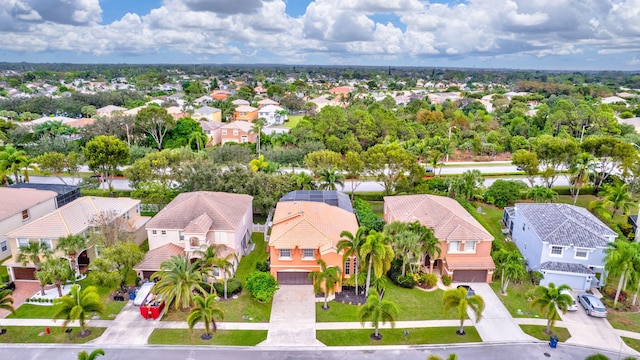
[561,290,578,311]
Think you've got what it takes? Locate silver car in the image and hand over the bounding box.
[578,293,607,318]
[561,290,578,311]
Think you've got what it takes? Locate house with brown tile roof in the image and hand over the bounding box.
[4,196,148,281]
[384,194,494,283]
[0,188,58,260]
[135,191,253,280]
[268,195,358,288]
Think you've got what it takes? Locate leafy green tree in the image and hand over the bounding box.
[533,135,578,188]
[304,149,344,173]
[236,85,255,100]
[344,151,365,200]
[362,143,421,195]
[358,293,398,340]
[449,169,484,201]
[245,271,278,302]
[87,257,121,288]
[530,283,573,333]
[316,168,345,190]
[197,244,236,300]
[0,284,15,335]
[483,180,527,207]
[249,155,269,172]
[77,349,105,360]
[80,105,97,118]
[187,294,225,340]
[100,241,145,287]
[603,182,633,216]
[83,135,130,192]
[527,185,558,203]
[39,258,73,297]
[53,285,104,336]
[163,117,206,150]
[36,151,82,185]
[360,230,395,297]
[443,286,484,335]
[56,234,87,273]
[152,255,207,310]
[338,227,367,296]
[309,259,341,310]
[492,249,527,294]
[581,136,637,194]
[134,106,176,150]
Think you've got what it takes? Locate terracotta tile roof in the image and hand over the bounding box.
[222,121,253,132]
[184,213,213,234]
[145,191,252,232]
[384,194,492,242]
[6,196,140,239]
[269,201,358,254]
[446,255,495,269]
[235,105,257,112]
[134,243,185,271]
[200,121,224,131]
[0,188,57,221]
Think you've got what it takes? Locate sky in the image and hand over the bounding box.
[1,0,640,70]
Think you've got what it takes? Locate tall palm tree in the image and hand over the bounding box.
[316,167,345,191]
[309,259,342,310]
[338,227,367,296]
[252,117,266,157]
[492,249,527,294]
[603,182,633,217]
[198,244,236,300]
[295,171,315,190]
[77,349,105,360]
[360,230,395,297]
[39,258,73,297]
[530,283,573,333]
[17,241,52,271]
[409,222,440,274]
[442,286,484,335]
[35,267,54,296]
[0,284,15,335]
[605,239,639,308]
[0,144,30,183]
[570,152,594,205]
[187,294,225,340]
[152,255,207,310]
[56,234,87,273]
[53,285,104,337]
[384,221,421,277]
[358,293,398,340]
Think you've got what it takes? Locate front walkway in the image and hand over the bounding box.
[258,285,324,347]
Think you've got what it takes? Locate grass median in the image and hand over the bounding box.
[148,329,267,346]
[317,327,481,346]
[0,326,105,343]
[519,325,571,342]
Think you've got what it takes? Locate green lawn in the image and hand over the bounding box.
[0,326,105,343]
[235,233,268,285]
[317,280,458,322]
[519,325,571,342]
[0,255,9,282]
[162,291,271,323]
[317,327,481,346]
[473,202,519,251]
[607,310,640,333]
[367,201,384,217]
[622,337,640,353]
[284,115,303,129]
[7,304,57,319]
[489,281,542,318]
[148,329,267,346]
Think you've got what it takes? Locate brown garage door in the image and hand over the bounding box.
[13,267,37,280]
[453,270,487,283]
[277,272,312,285]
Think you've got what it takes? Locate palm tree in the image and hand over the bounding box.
[338,227,367,296]
[442,286,484,335]
[316,167,345,190]
[360,230,395,297]
[603,182,633,216]
[56,234,87,273]
[252,117,266,157]
[77,349,105,360]
[570,152,594,205]
[427,355,458,360]
[0,284,15,335]
[152,255,207,310]
[384,221,421,277]
[449,170,484,200]
[39,258,73,297]
[295,171,315,190]
[309,259,342,310]
[493,249,527,295]
[187,131,205,151]
[249,154,269,172]
[0,144,30,183]
[605,239,639,308]
[53,285,104,337]
[358,293,398,340]
[198,244,236,300]
[187,294,225,340]
[17,241,52,271]
[411,222,440,274]
[527,186,557,203]
[530,283,573,333]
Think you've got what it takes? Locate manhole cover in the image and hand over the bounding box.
[543,353,551,357]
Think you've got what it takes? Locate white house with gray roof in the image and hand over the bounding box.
[503,203,618,290]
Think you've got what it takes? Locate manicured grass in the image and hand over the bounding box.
[489,281,542,318]
[316,327,481,346]
[622,337,640,353]
[76,278,128,320]
[7,304,57,319]
[284,115,303,129]
[235,233,268,285]
[520,325,571,342]
[607,310,640,333]
[473,202,518,251]
[0,255,9,282]
[0,326,105,343]
[367,201,384,217]
[317,280,458,322]
[148,329,267,346]
[556,195,598,209]
[162,291,271,323]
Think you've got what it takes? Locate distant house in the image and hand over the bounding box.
[257,98,279,109]
[221,121,256,144]
[165,106,189,120]
[0,188,58,260]
[232,99,250,106]
[135,192,253,280]
[194,95,213,105]
[503,203,618,290]
[200,120,224,146]
[212,90,232,100]
[234,105,258,122]
[193,105,222,122]
[268,190,358,288]
[384,194,495,283]
[96,105,126,118]
[258,105,287,126]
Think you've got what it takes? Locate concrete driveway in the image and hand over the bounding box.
[465,283,535,342]
[259,285,324,347]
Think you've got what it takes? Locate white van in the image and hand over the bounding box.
[561,289,578,311]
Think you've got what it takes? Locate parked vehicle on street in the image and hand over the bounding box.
[561,290,578,311]
[578,293,607,317]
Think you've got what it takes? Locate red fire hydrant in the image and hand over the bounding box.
[45,327,50,335]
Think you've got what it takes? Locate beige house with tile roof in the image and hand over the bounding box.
[268,201,358,288]
[135,191,253,280]
[0,188,58,260]
[4,196,148,281]
[384,194,494,283]
[220,120,256,144]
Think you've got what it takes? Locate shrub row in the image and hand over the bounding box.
[353,198,385,232]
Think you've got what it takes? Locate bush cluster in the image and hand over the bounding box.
[256,260,270,272]
[353,198,385,232]
[387,259,416,288]
[441,275,452,286]
[246,271,279,302]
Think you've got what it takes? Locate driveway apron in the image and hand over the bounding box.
[468,283,535,342]
[259,285,324,347]
[89,301,158,345]
[561,305,635,354]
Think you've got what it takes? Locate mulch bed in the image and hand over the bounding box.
[334,287,367,305]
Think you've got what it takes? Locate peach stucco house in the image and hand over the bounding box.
[221,121,256,144]
[234,105,258,122]
[384,194,495,283]
[268,191,358,289]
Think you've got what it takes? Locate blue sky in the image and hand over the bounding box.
[0,0,639,70]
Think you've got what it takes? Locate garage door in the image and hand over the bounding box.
[13,267,36,280]
[277,272,312,285]
[453,270,487,283]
